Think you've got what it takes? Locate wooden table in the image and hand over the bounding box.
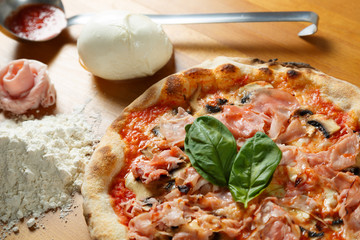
[1,0,360,239]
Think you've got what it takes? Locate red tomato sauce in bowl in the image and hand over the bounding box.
[5,4,66,41]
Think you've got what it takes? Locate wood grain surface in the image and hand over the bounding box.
[1,0,360,239]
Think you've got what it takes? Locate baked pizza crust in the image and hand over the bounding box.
[82,56,360,240]
[82,129,128,239]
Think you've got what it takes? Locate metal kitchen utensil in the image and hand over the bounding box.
[147,11,319,37]
[0,0,319,42]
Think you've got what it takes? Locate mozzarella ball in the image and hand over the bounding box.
[77,11,173,80]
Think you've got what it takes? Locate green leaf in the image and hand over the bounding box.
[184,116,237,186]
[228,132,282,208]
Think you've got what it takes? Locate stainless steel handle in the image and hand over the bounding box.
[67,13,94,26]
[67,11,319,37]
[147,11,319,36]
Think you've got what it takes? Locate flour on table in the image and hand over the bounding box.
[0,110,98,238]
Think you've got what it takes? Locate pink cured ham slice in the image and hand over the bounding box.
[253,199,300,240]
[216,105,270,141]
[329,130,360,170]
[0,59,56,114]
[249,88,301,139]
[307,129,360,171]
[334,173,360,238]
[276,118,307,144]
[131,146,187,184]
[128,190,243,240]
[159,107,195,147]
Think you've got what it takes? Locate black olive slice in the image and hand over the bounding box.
[164,180,175,191]
[177,185,190,194]
[240,94,251,104]
[216,98,228,105]
[299,226,325,238]
[332,219,344,226]
[294,109,314,117]
[205,104,221,113]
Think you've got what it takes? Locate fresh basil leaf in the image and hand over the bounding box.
[184,116,237,186]
[228,132,282,208]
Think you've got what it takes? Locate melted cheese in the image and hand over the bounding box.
[323,188,338,213]
[125,172,153,200]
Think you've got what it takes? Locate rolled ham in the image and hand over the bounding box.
[0,59,56,114]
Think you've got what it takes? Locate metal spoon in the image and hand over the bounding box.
[0,0,319,42]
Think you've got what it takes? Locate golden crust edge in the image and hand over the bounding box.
[82,129,128,240]
[82,56,360,240]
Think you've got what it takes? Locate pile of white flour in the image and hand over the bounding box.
[0,110,97,237]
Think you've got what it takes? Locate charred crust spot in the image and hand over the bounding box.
[90,164,99,173]
[110,117,127,132]
[281,62,315,69]
[268,58,279,67]
[268,58,278,63]
[259,67,273,76]
[287,69,300,78]
[97,145,112,155]
[206,104,221,113]
[219,64,237,73]
[166,75,183,96]
[252,58,265,64]
[183,68,212,78]
[249,58,315,70]
[91,146,115,173]
[183,68,202,76]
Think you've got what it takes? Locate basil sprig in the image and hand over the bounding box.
[184,116,282,208]
[184,116,237,186]
[228,132,282,207]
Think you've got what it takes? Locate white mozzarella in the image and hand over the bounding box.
[77,11,173,80]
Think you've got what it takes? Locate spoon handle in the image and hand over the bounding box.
[67,11,318,36]
[67,13,95,26]
[147,11,318,36]
[147,11,316,24]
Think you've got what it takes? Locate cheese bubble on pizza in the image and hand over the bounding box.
[82,57,360,240]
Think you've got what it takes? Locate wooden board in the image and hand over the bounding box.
[1,0,360,239]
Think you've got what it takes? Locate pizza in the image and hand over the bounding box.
[82,57,360,240]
